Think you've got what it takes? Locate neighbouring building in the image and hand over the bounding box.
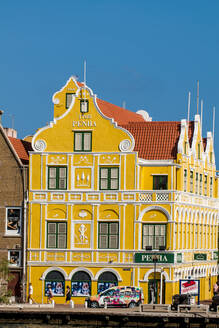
[0,117,31,302]
[27,77,218,305]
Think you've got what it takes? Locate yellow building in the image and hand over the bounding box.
[27,77,219,305]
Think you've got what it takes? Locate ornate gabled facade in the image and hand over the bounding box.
[27,77,218,305]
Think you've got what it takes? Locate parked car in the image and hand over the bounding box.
[171,294,191,311]
[86,286,144,308]
[209,295,219,312]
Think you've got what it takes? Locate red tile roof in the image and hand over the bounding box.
[8,137,32,164]
[97,98,145,124]
[121,121,181,160]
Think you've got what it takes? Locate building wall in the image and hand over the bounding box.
[27,78,218,305]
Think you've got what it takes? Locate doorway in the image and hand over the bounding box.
[8,272,21,303]
[148,277,165,304]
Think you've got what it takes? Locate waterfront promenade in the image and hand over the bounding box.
[0,302,218,327]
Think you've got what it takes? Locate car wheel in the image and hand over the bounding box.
[128,302,136,308]
[90,301,99,308]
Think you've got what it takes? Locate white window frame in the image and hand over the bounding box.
[5,207,22,236]
[8,250,21,267]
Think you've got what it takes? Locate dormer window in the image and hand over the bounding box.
[66,93,75,109]
[80,100,89,113]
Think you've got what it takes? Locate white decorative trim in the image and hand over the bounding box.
[119,139,133,152]
[94,268,122,282]
[143,269,170,282]
[138,206,171,221]
[40,267,68,280]
[68,267,94,280]
[34,139,46,152]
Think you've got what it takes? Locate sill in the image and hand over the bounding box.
[4,234,22,238]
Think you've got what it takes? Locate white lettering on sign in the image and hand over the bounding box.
[73,121,97,127]
[141,254,168,262]
[79,114,92,119]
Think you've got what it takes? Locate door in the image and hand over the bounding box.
[8,272,21,302]
[148,279,160,304]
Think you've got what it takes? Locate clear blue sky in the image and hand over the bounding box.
[0,0,218,164]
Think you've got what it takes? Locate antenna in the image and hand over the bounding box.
[84,60,86,86]
[187,91,191,124]
[213,106,215,144]
[196,80,199,114]
[200,99,203,134]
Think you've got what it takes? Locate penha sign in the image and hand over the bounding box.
[134,252,174,264]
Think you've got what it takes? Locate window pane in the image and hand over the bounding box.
[81,101,88,113]
[58,235,66,248]
[143,225,149,235]
[100,179,108,189]
[48,223,56,234]
[100,223,108,234]
[49,168,56,178]
[109,223,118,234]
[149,225,153,235]
[111,168,118,178]
[110,179,118,189]
[75,133,82,151]
[109,235,118,248]
[58,223,66,233]
[160,225,165,235]
[84,133,91,150]
[99,235,108,248]
[100,169,108,178]
[66,93,74,108]
[49,178,56,189]
[59,178,66,189]
[59,168,66,178]
[48,235,56,248]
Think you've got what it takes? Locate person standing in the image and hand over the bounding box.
[28,283,34,304]
[65,286,71,304]
[213,281,219,296]
[47,285,53,304]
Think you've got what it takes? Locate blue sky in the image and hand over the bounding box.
[0,0,218,163]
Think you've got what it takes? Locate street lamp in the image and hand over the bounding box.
[152,254,158,304]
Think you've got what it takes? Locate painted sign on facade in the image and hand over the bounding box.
[194,253,207,261]
[134,252,174,263]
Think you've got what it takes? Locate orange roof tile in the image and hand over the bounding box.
[8,137,32,164]
[97,98,145,124]
[121,121,181,160]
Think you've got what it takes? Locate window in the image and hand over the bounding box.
[80,100,89,113]
[204,175,207,196]
[98,222,119,249]
[210,177,213,197]
[66,93,75,109]
[184,169,187,192]
[97,272,118,294]
[190,171,193,193]
[47,222,67,248]
[48,167,67,190]
[142,224,166,250]
[153,175,168,190]
[199,174,202,195]
[198,143,201,159]
[6,207,21,235]
[8,250,21,267]
[74,131,92,152]
[71,271,91,296]
[195,173,199,194]
[45,271,65,296]
[99,167,119,190]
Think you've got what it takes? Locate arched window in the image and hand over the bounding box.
[97,271,118,294]
[71,271,91,297]
[45,270,65,296]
